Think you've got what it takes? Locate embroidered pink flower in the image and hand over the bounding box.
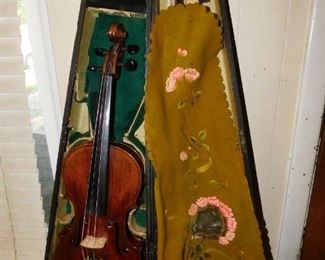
[184,68,200,82]
[188,203,198,216]
[225,231,236,241]
[166,77,177,92]
[165,66,200,92]
[171,66,185,80]
[219,207,227,216]
[179,150,188,161]
[219,204,234,218]
[227,218,237,232]
[195,197,208,208]
[218,236,229,245]
[188,196,237,246]
[177,48,188,57]
[218,231,235,245]
[223,205,232,214]
[207,196,220,207]
[165,67,185,92]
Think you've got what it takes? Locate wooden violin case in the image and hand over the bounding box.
[45,0,272,259]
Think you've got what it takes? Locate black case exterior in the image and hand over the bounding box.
[88,0,146,12]
[45,1,272,259]
[45,1,87,258]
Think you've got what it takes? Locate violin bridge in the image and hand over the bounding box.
[80,235,107,249]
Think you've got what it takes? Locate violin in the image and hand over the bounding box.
[54,23,144,260]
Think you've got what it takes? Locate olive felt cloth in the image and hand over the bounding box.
[145,4,265,259]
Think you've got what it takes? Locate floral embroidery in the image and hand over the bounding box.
[165,67,200,93]
[207,196,220,207]
[188,196,237,245]
[184,68,200,82]
[165,49,200,92]
[188,203,199,216]
[180,150,189,161]
[166,77,177,93]
[167,50,232,255]
[165,67,184,92]
[195,197,208,208]
[172,66,186,80]
[177,48,188,57]
[179,129,213,174]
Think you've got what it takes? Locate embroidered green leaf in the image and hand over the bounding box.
[190,136,198,144]
[177,99,190,109]
[196,158,213,173]
[192,154,199,160]
[198,129,207,141]
[193,91,202,98]
[209,179,218,187]
[202,143,210,151]
[196,244,203,252]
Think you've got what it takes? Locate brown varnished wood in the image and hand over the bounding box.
[53,141,143,260]
[53,23,143,260]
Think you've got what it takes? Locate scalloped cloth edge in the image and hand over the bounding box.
[145,4,265,259]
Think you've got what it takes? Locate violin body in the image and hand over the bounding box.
[53,23,145,260]
[54,141,143,260]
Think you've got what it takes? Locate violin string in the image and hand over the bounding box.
[93,77,105,240]
[83,28,126,259]
[93,74,111,243]
[92,73,108,252]
[81,71,107,260]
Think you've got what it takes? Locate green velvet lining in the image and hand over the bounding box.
[86,12,146,141]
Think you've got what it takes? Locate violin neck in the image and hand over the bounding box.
[86,73,114,216]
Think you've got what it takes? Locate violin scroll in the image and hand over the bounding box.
[94,45,139,57]
[89,24,139,76]
[107,23,127,43]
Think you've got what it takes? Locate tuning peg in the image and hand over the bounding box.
[123,59,137,71]
[87,66,103,73]
[94,48,108,56]
[126,45,139,54]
